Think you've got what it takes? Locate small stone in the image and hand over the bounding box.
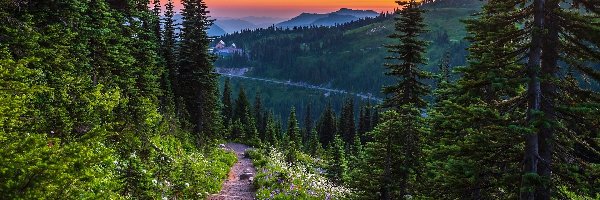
[240,172,254,180]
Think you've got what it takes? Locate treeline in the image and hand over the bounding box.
[0,0,234,199]
[220,79,380,153]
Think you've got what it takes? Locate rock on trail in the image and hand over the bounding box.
[208,143,256,200]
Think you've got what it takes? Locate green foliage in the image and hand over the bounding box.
[0,0,236,199]
[248,147,353,200]
[338,98,356,145]
[317,103,338,147]
[178,0,222,140]
[328,134,348,184]
[0,132,120,199]
[286,107,302,149]
[355,110,427,199]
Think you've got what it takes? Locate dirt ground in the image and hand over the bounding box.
[207,143,256,200]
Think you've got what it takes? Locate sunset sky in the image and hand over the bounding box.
[163,0,398,18]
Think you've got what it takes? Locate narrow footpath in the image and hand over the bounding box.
[208,143,256,200]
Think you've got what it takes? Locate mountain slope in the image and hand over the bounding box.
[276,8,378,28]
[276,13,328,28]
[311,14,359,26]
[208,24,227,36]
[215,19,258,34]
[173,14,227,36]
[333,8,379,18]
[240,16,285,27]
[217,1,484,95]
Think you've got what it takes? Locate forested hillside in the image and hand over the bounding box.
[215,0,483,96]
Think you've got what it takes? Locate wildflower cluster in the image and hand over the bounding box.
[249,147,353,200]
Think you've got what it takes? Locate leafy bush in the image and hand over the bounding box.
[249,147,353,200]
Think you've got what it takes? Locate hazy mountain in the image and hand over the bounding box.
[214,19,258,34]
[311,14,359,27]
[172,14,227,36]
[208,24,227,36]
[276,8,378,28]
[240,16,286,27]
[276,13,329,28]
[332,8,379,18]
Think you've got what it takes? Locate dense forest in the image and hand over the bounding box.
[1,0,599,200]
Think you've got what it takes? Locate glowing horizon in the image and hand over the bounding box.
[161,0,398,18]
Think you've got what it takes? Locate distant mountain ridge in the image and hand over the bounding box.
[214,19,257,34]
[276,8,379,28]
[172,14,227,36]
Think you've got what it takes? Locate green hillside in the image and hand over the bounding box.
[215,2,482,96]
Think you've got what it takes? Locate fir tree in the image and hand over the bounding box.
[178,0,220,143]
[303,103,313,146]
[221,78,233,127]
[234,86,251,125]
[339,98,356,146]
[254,91,264,138]
[286,107,302,149]
[368,0,431,198]
[328,134,348,184]
[382,0,430,110]
[317,103,337,147]
[307,128,323,156]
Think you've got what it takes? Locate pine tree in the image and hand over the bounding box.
[426,0,600,199]
[178,0,220,143]
[264,111,278,145]
[234,86,251,125]
[424,1,526,198]
[254,91,264,138]
[163,0,178,102]
[365,0,431,198]
[382,0,430,110]
[317,103,337,147]
[306,128,323,156]
[222,78,233,127]
[339,98,356,145]
[328,134,348,184]
[303,103,313,146]
[364,101,372,132]
[286,107,302,149]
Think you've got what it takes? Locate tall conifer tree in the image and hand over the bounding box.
[178,0,220,143]
[364,0,431,198]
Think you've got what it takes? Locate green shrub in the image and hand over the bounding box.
[250,147,353,200]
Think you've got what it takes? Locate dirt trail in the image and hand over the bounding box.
[208,143,256,200]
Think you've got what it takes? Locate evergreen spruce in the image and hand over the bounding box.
[328,134,348,184]
[178,0,221,143]
[304,103,313,146]
[339,98,356,146]
[234,86,252,126]
[360,0,432,199]
[254,91,265,138]
[286,107,302,149]
[222,78,234,127]
[317,103,337,147]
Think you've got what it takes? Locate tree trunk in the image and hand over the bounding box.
[521,0,545,199]
[537,0,559,199]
